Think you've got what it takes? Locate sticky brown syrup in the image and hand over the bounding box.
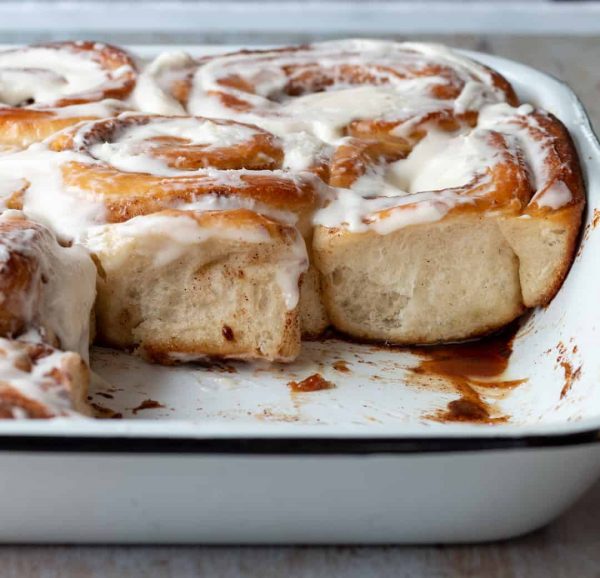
[131,399,166,415]
[288,373,335,392]
[409,324,526,424]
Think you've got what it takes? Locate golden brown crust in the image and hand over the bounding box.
[528,113,585,305]
[60,160,318,222]
[500,112,585,307]
[0,109,103,149]
[525,111,585,214]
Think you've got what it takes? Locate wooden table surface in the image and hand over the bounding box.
[1,33,599,577]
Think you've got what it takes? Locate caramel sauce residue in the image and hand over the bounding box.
[288,373,335,392]
[557,341,582,399]
[131,398,166,415]
[332,360,351,373]
[410,325,526,424]
[560,362,581,399]
[91,402,122,419]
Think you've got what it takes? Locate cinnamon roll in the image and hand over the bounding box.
[43,113,328,342]
[138,40,516,124]
[87,209,307,363]
[313,103,584,343]
[0,41,137,150]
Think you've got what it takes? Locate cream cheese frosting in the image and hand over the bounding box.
[0,44,134,107]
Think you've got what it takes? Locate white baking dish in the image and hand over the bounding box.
[0,45,599,544]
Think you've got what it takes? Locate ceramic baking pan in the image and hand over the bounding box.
[0,46,599,544]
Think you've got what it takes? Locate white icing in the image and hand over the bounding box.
[279,86,415,143]
[390,129,499,193]
[132,51,195,115]
[88,116,262,176]
[0,145,108,240]
[454,80,499,115]
[538,180,572,210]
[313,187,474,234]
[40,240,96,360]
[0,47,120,106]
[281,131,327,171]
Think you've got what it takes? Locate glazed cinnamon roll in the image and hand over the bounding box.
[137,40,515,137]
[87,209,308,363]
[313,103,584,344]
[0,41,137,150]
[31,114,321,361]
[49,113,327,338]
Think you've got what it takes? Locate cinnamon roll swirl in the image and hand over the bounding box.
[0,41,137,150]
[48,114,321,229]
